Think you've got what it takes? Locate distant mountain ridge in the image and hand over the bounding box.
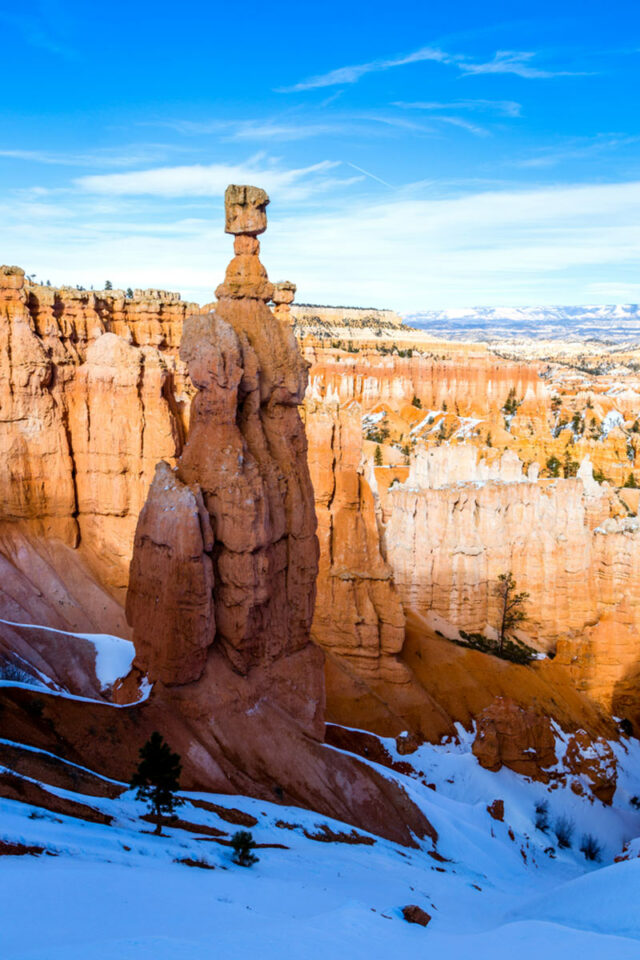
[406,304,640,343]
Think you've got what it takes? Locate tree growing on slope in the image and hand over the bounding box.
[495,572,529,654]
[231,830,259,867]
[131,731,183,834]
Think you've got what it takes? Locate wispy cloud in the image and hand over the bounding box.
[394,99,522,118]
[73,158,362,202]
[225,121,342,142]
[458,50,586,78]
[0,144,188,168]
[432,117,490,137]
[279,47,452,91]
[280,45,585,92]
[7,176,640,310]
[141,112,437,142]
[514,134,640,168]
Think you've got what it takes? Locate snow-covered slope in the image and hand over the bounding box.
[407,304,640,344]
[2,726,640,959]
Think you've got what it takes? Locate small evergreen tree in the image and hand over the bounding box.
[495,572,529,654]
[131,732,183,834]
[374,445,383,466]
[546,455,561,477]
[562,447,579,478]
[411,396,422,408]
[104,280,113,290]
[503,387,520,416]
[571,412,584,435]
[624,473,639,489]
[231,830,259,867]
[126,287,134,299]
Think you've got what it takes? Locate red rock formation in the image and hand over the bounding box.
[472,697,617,803]
[0,266,188,608]
[0,266,77,544]
[271,281,296,325]
[472,698,558,779]
[121,185,434,845]
[305,399,406,682]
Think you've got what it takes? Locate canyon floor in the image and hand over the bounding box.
[2,719,640,959]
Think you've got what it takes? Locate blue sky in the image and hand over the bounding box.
[1,0,639,310]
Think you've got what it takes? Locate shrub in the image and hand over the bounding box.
[619,718,633,737]
[534,800,549,833]
[231,830,259,867]
[579,833,602,862]
[411,396,422,408]
[456,630,535,665]
[554,815,574,849]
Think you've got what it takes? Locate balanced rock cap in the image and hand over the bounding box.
[224,184,270,236]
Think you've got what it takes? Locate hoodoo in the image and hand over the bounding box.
[127,184,319,690]
[117,185,433,845]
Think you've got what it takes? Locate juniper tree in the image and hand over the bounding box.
[495,572,529,654]
[131,731,183,834]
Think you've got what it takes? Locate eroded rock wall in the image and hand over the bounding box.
[0,266,185,606]
[305,400,406,682]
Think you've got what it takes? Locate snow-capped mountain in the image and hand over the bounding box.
[406,305,640,343]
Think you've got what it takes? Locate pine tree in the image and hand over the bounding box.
[131,732,183,834]
[495,572,529,654]
[231,830,259,867]
[374,445,383,466]
[104,280,113,290]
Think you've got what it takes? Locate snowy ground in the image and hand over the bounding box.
[2,726,640,959]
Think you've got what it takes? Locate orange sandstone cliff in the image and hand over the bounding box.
[2,189,640,806]
[0,189,435,847]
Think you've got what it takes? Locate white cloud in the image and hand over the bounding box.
[4,178,640,311]
[74,159,361,202]
[433,116,490,137]
[459,50,584,79]
[279,46,451,92]
[393,99,522,117]
[0,144,188,168]
[513,134,640,169]
[280,45,583,92]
